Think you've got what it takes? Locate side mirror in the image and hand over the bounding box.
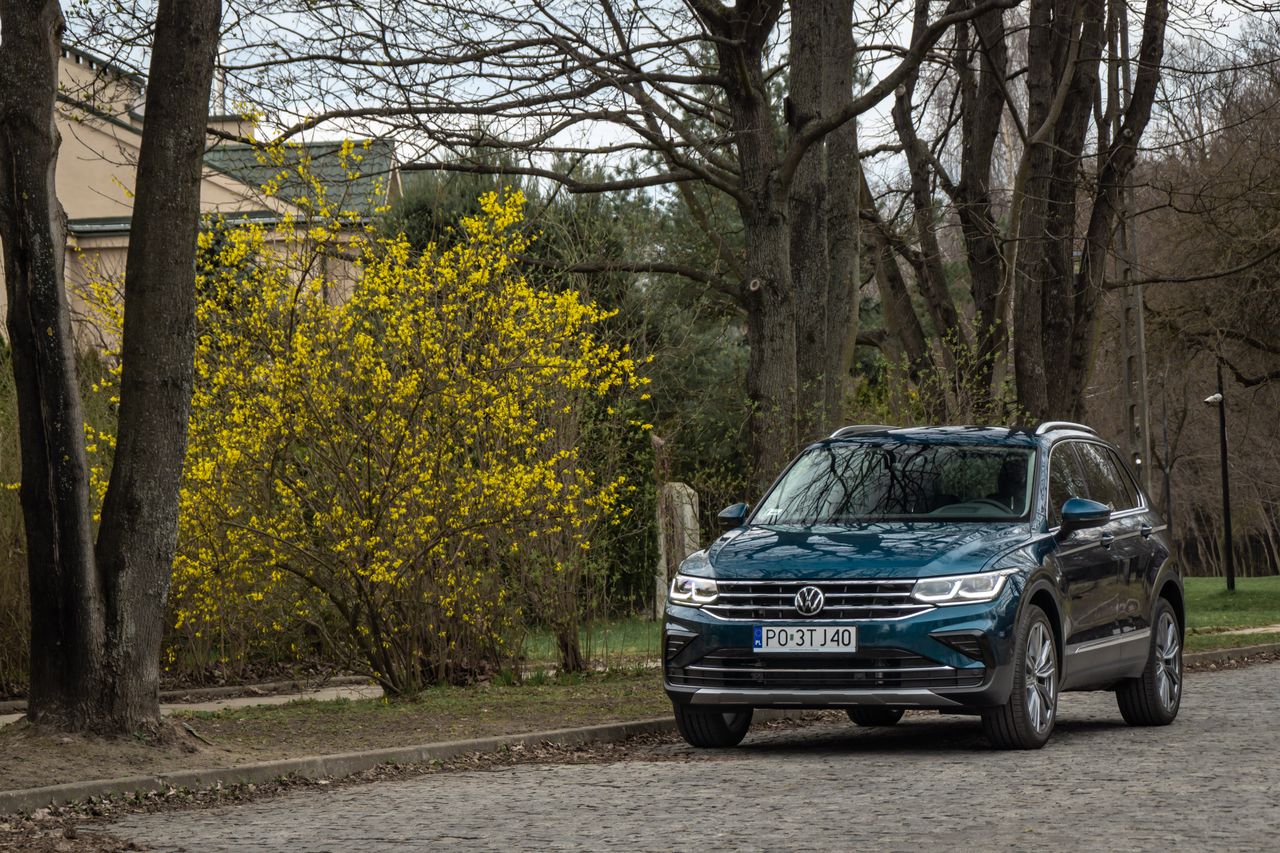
[717,502,750,531]
[1059,497,1111,534]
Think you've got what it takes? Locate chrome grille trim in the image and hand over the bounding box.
[704,578,932,621]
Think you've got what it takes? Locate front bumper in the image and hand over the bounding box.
[663,585,1019,710]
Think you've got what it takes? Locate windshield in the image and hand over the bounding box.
[753,442,1036,525]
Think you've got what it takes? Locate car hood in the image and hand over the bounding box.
[699,522,1034,580]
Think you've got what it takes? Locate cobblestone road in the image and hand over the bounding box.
[109,663,1279,852]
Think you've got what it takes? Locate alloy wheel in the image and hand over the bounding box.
[1154,610,1182,712]
[1024,621,1057,734]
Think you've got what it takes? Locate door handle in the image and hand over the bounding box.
[1139,524,1153,539]
[1100,533,1115,549]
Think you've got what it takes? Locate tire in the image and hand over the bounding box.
[847,707,905,727]
[1117,598,1182,726]
[672,704,753,748]
[982,604,1058,750]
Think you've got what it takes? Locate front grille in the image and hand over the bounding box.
[666,648,984,690]
[704,579,931,621]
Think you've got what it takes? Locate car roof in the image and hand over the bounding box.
[822,424,1086,448]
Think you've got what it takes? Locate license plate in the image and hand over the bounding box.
[754,625,857,652]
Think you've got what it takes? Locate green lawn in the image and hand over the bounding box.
[1186,630,1280,652]
[1184,575,1280,632]
[523,617,662,667]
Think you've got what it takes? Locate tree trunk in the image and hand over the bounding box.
[0,0,221,733]
[788,0,831,443]
[1013,0,1104,420]
[822,0,860,429]
[1065,0,1167,416]
[697,0,796,495]
[0,0,106,730]
[954,10,1008,386]
[94,0,222,731]
[743,212,798,495]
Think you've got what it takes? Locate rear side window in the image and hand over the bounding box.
[1075,442,1131,511]
[1047,443,1088,527]
[1105,449,1141,509]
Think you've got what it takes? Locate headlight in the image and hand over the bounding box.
[668,574,719,606]
[911,569,1016,605]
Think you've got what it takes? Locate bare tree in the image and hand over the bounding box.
[118,0,1013,489]
[0,0,222,732]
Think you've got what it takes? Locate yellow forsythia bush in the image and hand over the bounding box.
[83,153,643,695]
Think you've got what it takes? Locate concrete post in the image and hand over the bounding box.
[654,482,700,619]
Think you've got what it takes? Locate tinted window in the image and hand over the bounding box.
[1075,442,1128,510]
[1106,449,1140,509]
[1048,443,1088,526]
[753,442,1035,525]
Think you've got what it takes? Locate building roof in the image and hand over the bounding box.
[202,140,399,217]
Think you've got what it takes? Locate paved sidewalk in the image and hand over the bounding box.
[0,682,381,728]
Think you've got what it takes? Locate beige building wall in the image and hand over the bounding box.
[1,47,363,344]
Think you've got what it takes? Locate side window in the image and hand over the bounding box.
[1048,443,1088,526]
[1075,442,1127,511]
[1106,449,1141,509]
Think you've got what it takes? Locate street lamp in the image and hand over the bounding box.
[1203,361,1235,592]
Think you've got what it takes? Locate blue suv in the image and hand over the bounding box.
[663,423,1183,749]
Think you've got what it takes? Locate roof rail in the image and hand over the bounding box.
[1034,421,1097,436]
[829,424,897,439]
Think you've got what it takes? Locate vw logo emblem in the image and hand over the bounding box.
[794,585,825,616]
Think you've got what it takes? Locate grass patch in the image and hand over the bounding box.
[170,667,667,755]
[0,669,668,792]
[1184,576,1280,631]
[1187,631,1280,652]
[523,617,662,666]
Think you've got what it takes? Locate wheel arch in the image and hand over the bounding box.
[1020,577,1064,660]
[1157,578,1185,636]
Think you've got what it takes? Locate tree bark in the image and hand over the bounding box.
[1065,0,1167,416]
[695,1,798,495]
[1012,0,1104,419]
[0,0,221,733]
[0,0,105,730]
[954,9,1008,383]
[94,0,223,731]
[788,0,831,443]
[822,0,860,429]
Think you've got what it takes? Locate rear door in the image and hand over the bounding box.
[1092,444,1160,670]
[1048,441,1121,667]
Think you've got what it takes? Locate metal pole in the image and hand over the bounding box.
[1217,360,1235,592]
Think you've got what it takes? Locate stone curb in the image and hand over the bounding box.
[0,716,679,816]
[1184,641,1280,667]
[0,675,371,714]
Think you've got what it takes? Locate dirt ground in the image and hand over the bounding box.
[0,671,668,792]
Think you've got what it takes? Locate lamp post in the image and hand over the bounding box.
[1203,360,1235,592]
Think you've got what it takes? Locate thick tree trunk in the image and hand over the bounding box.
[954,10,1008,385]
[94,0,222,731]
[788,0,831,443]
[1013,0,1103,420]
[822,0,859,429]
[743,211,798,496]
[0,0,106,731]
[698,1,796,495]
[1065,0,1167,417]
[0,0,220,733]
